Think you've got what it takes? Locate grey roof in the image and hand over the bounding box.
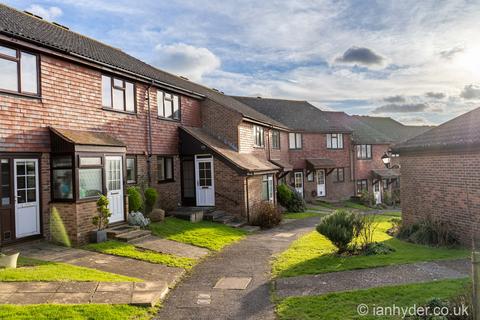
[354,116,433,143]
[393,107,480,152]
[0,4,285,128]
[232,96,350,133]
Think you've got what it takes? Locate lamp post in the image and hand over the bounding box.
[381,153,391,168]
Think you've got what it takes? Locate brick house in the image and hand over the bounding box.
[393,107,480,245]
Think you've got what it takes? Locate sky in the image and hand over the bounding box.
[5,0,480,125]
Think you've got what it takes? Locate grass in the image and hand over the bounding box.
[0,257,141,282]
[84,241,196,269]
[0,304,156,320]
[149,217,247,251]
[307,200,370,211]
[272,215,469,278]
[342,200,370,210]
[276,278,470,320]
[283,211,329,220]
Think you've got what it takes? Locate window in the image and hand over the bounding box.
[78,156,103,199]
[271,130,280,149]
[262,174,274,202]
[0,45,39,95]
[327,133,343,149]
[158,156,174,182]
[157,90,180,120]
[126,156,136,184]
[52,156,73,200]
[102,75,135,112]
[289,133,302,149]
[356,144,372,159]
[1,159,11,206]
[356,179,368,194]
[332,168,344,183]
[253,125,265,147]
[307,171,315,182]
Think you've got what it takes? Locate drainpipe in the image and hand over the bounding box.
[146,81,154,186]
[245,175,250,223]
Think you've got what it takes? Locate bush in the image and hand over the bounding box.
[277,184,306,212]
[127,186,143,213]
[391,189,401,206]
[144,187,158,215]
[316,209,358,254]
[92,195,111,231]
[387,217,402,236]
[251,201,282,229]
[397,217,458,247]
[363,242,395,256]
[360,190,374,207]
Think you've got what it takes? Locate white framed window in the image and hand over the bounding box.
[307,171,315,182]
[158,90,180,120]
[262,174,274,202]
[126,156,136,184]
[332,168,345,182]
[253,125,265,147]
[158,156,174,182]
[327,133,343,149]
[289,133,302,149]
[356,144,372,159]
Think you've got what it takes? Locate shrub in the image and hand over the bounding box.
[358,214,378,249]
[251,201,282,229]
[316,209,358,254]
[397,217,458,247]
[387,217,402,236]
[144,187,158,215]
[363,242,395,256]
[276,184,306,212]
[391,189,401,206]
[92,195,111,230]
[127,186,143,213]
[360,190,374,207]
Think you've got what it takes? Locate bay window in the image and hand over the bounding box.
[0,44,39,95]
[102,75,135,112]
[78,156,103,199]
[52,156,73,200]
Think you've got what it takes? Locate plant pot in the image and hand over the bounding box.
[0,252,20,268]
[90,230,107,243]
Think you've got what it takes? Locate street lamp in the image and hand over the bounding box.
[381,153,391,168]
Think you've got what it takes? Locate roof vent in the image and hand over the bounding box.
[179,76,189,81]
[24,10,43,19]
[256,96,262,99]
[52,22,69,30]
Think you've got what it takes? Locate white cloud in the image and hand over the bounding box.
[26,4,62,21]
[153,43,220,81]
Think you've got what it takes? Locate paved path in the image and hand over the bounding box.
[132,236,210,259]
[0,281,167,306]
[156,216,322,320]
[275,259,470,298]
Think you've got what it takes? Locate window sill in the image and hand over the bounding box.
[289,148,303,151]
[253,145,265,149]
[102,107,137,116]
[157,116,181,123]
[0,90,41,100]
[357,158,373,161]
[326,148,344,151]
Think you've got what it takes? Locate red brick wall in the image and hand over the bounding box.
[213,158,247,217]
[354,144,390,180]
[400,149,480,246]
[201,99,242,150]
[303,167,354,201]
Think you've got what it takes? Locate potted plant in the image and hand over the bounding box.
[90,195,111,243]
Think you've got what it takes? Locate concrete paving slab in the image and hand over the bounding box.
[134,281,167,292]
[133,236,210,259]
[131,291,161,307]
[6,293,53,304]
[214,277,252,290]
[91,291,132,304]
[57,282,98,293]
[196,298,211,305]
[0,283,20,293]
[48,292,92,304]
[0,294,12,303]
[96,282,133,292]
[274,232,295,238]
[16,282,62,293]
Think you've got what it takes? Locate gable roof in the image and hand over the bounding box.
[354,116,433,143]
[232,96,350,133]
[393,107,480,152]
[0,4,285,129]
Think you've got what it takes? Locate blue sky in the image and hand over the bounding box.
[5,0,480,125]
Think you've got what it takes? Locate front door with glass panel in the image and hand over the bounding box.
[294,172,304,197]
[105,156,124,223]
[195,156,215,206]
[316,169,326,197]
[14,159,40,238]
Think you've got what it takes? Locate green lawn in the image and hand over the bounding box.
[84,241,196,269]
[0,257,140,282]
[272,215,468,278]
[0,304,156,320]
[276,278,470,320]
[283,211,328,220]
[307,200,370,211]
[149,217,247,251]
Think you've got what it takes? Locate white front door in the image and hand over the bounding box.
[374,181,382,204]
[105,156,124,223]
[294,171,304,197]
[195,156,215,206]
[14,159,40,238]
[316,169,326,197]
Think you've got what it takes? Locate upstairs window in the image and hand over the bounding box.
[102,75,135,112]
[289,133,302,149]
[357,144,372,159]
[0,45,39,95]
[253,125,265,147]
[158,90,180,120]
[271,130,280,149]
[326,133,343,149]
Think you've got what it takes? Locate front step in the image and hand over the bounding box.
[106,224,140,239]
[204,210,226,221]
[116,229,152,242]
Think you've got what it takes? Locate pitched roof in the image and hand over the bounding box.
[232,96,350,133]
[354,116,433,143]
[393,107,480,152]
[0,4,285,129]
[322,112,393,144]
[181,126,279,173]
[50,127,125,147]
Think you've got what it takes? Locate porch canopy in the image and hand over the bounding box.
[180,126,279,174]
[269,159,293,172]
[371,168,400,180]
[306,158,337,172]
[50,127,126,153]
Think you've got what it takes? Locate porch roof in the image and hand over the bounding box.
[50,127,127,153]
[180,126,280,174]
[306,158,337,170]
[269,159,293,172]
[371,168,400,179]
